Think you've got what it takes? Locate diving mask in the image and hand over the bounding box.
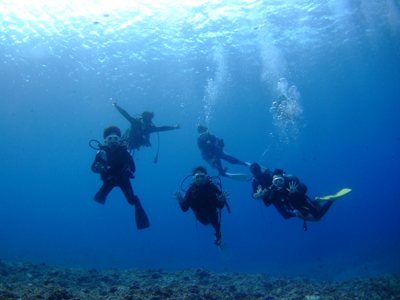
[272,176,285,188]
[193,173,207,185]
[104,134,120,148]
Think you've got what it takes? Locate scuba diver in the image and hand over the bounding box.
[173,166,232,260]
[250,163,296,220]
[250,162,351,230]
[112,99,181,159]
[197,125,250,181]
[91,126,150,230]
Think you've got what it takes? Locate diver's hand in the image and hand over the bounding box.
[173,191,185,203]
[174,122,181,129]
[112,99,117,106]
[218,190,229,202]
[287,181,298,194]
[254,186,268,199]
[253,186,262,200]
[260,187,268,198]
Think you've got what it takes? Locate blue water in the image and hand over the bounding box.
[1,0,399,281]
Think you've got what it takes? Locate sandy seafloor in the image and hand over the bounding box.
[1,260,399,300]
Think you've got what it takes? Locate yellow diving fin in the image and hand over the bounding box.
[315,188,352,202]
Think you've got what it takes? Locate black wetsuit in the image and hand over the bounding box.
[268,175,333,220]
[91,144,137,205]
[115,104,175,153]
[252,169,296,219]
[197,132,248,177]
[180,180,225,236]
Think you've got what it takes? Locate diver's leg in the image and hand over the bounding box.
[119,177,137,206]
[212,148,226,174]
[302,200,333,220]
[312,201,334,220]
[219,151,248,167]
[213,156,228,176]
[210,211,221,235]
[217,165,229,177]
[94,181,114,204]
[210,211,222,245]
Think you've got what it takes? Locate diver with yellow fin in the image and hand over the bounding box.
[250,163,351,230]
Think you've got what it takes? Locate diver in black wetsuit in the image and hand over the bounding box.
[250,163,296,219]
[112,99,181,154]
[173,166,229,245]
[250,163,334,222]
[91,126,149,229]
[197,125,250,178]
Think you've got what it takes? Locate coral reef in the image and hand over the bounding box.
[0,260,399,300]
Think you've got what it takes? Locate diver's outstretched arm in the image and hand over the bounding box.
[150,123,180,133]
[113,100,136,124]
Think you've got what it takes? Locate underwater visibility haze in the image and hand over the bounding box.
[1,0,400,281]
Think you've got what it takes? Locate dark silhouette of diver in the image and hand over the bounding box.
[197,125,250,180]
[91,126,149,230]
[113,99,181,157]
[250,163,296,220]
[250,163,351,230]
[173,166,232,260]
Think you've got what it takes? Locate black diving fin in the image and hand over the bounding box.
[135,198,150,230]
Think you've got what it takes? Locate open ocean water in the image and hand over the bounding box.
[0,0,399,283]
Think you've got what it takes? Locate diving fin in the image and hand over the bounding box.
[226,173,249,182]
[218,236,232,261]
[135,198,150,230]
[94,194,106,205]
[315,188,352,203]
